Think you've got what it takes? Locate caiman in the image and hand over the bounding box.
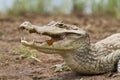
[18,21,120,75]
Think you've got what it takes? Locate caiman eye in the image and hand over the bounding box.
[56,24,65,28]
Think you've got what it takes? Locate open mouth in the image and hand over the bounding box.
[20,28,66,46]
[45,34,65,45]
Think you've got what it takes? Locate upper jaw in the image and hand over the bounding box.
[19,21,86,36]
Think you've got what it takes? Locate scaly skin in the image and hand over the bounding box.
[19,21,120,74]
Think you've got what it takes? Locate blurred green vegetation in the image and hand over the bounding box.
[8,0,44,15]
[6,0,120,18]
[74,0,85,12]
[75,0,120,18]
[91,0,120,18]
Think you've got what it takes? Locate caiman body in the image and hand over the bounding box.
[19,21,120,74]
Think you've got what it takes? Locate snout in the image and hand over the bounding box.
[19,21,34,31]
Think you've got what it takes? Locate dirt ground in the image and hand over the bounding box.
[1,14,120,80]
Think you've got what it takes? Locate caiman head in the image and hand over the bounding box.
[19,21,89,54]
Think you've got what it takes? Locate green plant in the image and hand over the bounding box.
[19,47,41,62]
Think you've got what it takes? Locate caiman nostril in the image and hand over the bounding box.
[29,29,36,33]
[18,27,25,32]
